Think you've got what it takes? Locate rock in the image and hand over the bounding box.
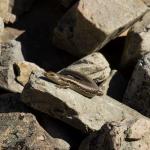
[0,17,4,34]
[14,61,44,86]
[60,52,111,91]
[0,93,77,149]
[79,118,150,150]
[0,27,25,43]
[21,73,143,133]
[0,113,70,150]
[121,11,150,68]
[53,0,147,56]
[0,0,35,23]
[123,52,150,117]
[0,40,24,92]
[102,70,127,101]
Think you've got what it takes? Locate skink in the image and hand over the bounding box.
[44,69,103,98]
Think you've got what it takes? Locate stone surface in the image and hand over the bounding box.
[0,113,70,150]
[0,27,25,43]
[143,0,150,6]
[21,73,143,133]
[53,0,147,56]
[121,11,150,67]
[60,52,111,91]
[0,0,35,23]
[0,40,24,92]
[79,118,150,150]
[123,52,150,117]
[0,93,78,149]
[14,61,44,86]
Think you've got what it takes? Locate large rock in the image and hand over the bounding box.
[53,0,148,56]
[0,93,77,149]
[0,40,24,92]
[79,118,150,150]
[21,73,143,133]
[121,11,150,67]
[0,113,70,150]
[123,52,150,117]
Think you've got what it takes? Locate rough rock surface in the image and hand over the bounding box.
[21,73,143,133]
[60,52,111,86]
[14,61,44,86]
[79,118,150,150]
[0,40,24,92]
[0,113,70,150]
[121,11,150,67]
[53,0,147,56]
[123,52,150,117]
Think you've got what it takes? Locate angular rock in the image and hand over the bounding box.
[123,52,150,117]
[0,40,24,92]
[121,11,150,67]
[0,113,70,150]
[14,61,44,86]
[0,93,77,149]
[53,0,147,56]
[79,118,150,150]
[0,27,24,43]
[21,73,143,133]
[60,52,111,86]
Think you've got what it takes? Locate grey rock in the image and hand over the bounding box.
[0,93,76,149]
[0,40,24,92]
[123,52,150,117]
[53,0,147,56]
[21,73,142,133]
[79,117,150,150]
[0,113,70,150]
[121,11,150,67]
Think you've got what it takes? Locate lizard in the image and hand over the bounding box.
[44,69,103,98]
